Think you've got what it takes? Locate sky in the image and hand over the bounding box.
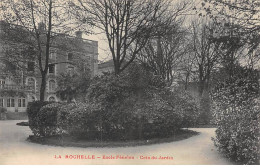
[82,0,200,62]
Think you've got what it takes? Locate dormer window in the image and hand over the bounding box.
[68,53,73,61]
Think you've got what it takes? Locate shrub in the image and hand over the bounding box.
[27,101,52,136]
[81,64,198,140]
[57,103,77,132]
[37,102,64,137]
[57,102,93,138]
[198,95,212,125]
[160,89,200,128]
[212,67,260,164]
[56,71,91,102]
[0,107,7,113]
[136,95,183,139]
[0,107,7,120]
[28,64,199,141]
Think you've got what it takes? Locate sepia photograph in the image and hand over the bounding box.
[0,0,259,165]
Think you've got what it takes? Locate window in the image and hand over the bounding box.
[49,64,55,74]
[0,79,5,89]
[27,62,35,72]
[7,98,15,107]
[50,52,56,60]
[68,53,73,61]
[28,78,36,91]
[0,79,5,85]
[0,98,4,107]
[49,80,56,92]
[18,98,26,107]
[67,66,74,74]
[49,96,55,102]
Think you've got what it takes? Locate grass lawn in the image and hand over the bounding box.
[27,129,199,148]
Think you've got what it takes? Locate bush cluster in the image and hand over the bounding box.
[211,68,260,165]
[0,107,7,113]
[37,103,64,136]
[0,107,7,120]
[160,89,199,128]
[27,101,53,136]
[27,64,199,141]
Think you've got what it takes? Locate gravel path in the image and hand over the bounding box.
[0,120,233,165]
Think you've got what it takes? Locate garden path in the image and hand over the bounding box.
[0,120,233,165]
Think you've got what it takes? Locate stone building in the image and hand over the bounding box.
[0,21,98,113]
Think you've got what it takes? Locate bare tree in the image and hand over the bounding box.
[191,20,220,96]
[138,21,189,86]
[203,0,260,30]
[72,0,190,74]
[202,0,260,53]
[178,51,197,90]
[0,0,88,101]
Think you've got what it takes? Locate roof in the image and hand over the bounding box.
[0,20,98,53]
[98,59,114,69]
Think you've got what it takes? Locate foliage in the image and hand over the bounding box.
[36,103,64,137]
[56,71,91,102]
[81,64,199,140]
[203,0,260,33]
[0,90,26,97]
[161,89,200,128]
[0,107,7,113]
[57,102,93,138]
[27,101,53,136]
[0,107,7,120]
[28,64,199,141]
[200,0,260,69]
[198,95,212,125]
[211,67,260,164]
[55,93,184,141]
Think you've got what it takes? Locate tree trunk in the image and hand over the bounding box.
[184,72,190,90]
[40,72,47,102]
[114,60,120,75]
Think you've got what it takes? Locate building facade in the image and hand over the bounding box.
[0,21,98,113]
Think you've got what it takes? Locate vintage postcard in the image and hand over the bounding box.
[0,0,259,165]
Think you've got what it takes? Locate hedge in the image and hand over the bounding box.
[211,68,260,165]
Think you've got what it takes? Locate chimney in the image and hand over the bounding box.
[75,31,82,39]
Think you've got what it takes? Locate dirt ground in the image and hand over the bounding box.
[0,120,233,165]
